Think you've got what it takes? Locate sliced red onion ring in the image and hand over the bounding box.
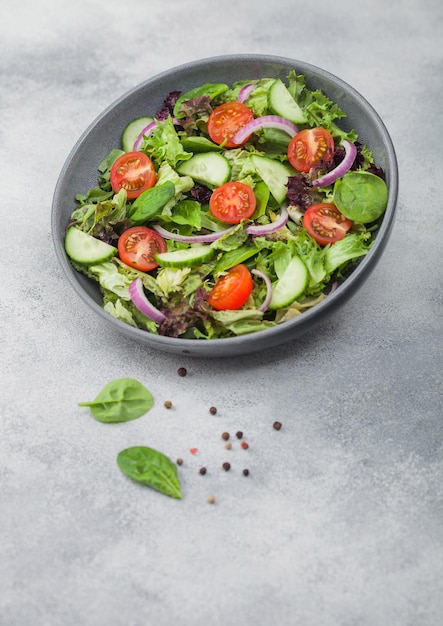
[245,205,289,236]
[153,224,236,243]
[312,140,357,187]
[232,115,299,145]
[133,121,157,151]
[129,278,166,324]
[252,269,272,312]
[238,83,257,103]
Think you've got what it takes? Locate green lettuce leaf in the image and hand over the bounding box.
[211,309,275,335]
[142,118,192,168]
[324,232,372,275]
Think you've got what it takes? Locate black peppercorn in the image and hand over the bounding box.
[177,367,187,377]
[222,462,231,471]
[209,406,217,415]
[273,421,282,430]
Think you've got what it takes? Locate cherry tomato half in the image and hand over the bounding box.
[209,181,256,224]
[208,264,253,311]
[110,151,156,199]
[288,127,335,173]
[207,101,254,148]
[118,226,167,272]
[303,203,353,246]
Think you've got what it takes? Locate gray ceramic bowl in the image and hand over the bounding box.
[52,54,398,357]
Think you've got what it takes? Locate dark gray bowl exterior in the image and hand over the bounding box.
[52,54,398,358]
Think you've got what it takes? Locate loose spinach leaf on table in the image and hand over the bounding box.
[117,446,182,499]
[78,378,154,423]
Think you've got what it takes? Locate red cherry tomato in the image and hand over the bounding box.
[209,181,256,224]
[288,127,335,173]
[303,203,353,246]
[118,226,166,272]
[110,152,156,199]
[207,102,254,148]
[208,264,253,310]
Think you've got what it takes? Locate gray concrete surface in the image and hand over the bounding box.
[1,0,442,624]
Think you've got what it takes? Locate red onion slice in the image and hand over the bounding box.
[246,206,289,236]
[312,140,357,188]
[133,121,157,151]
[129,278,166,324]
[153,224,236,243]
[232,115,299,145]
[238,83,257,103]
[252,269,272,312]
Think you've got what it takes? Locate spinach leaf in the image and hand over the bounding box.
[78,378,154,423]
[333,171,388,223]
[117,446,182,499]
[128,181,175,225]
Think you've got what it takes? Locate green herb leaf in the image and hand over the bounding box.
[78,378,154,423]
[128,181,175,225]
[333,171,388,223]
[117,446,182,499]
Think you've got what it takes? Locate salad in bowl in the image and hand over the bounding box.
[53,55,398,356]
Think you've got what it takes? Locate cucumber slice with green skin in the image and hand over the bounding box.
[268,255,309,309]
[65,227,117,265]
[250,154,295,204]
[155,245,215,268]
[121,116,154,152]
[176,152,230,187]
[268,79,307,125]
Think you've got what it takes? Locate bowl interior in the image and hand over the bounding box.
[52,54,398,357]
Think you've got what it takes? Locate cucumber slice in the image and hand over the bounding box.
[121,116,154,152]
[65,227,117,265]
[155,245,215,268]
[250,154,295,204]
[269,255,309,309]
[268,79,307,125]
[176,152,230,187]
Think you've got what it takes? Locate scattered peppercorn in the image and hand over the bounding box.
[273,421,282,430]
[177,367,187,377]
[222,462,231,471]
[199,467,207,475]
[176,458,183,466]
[243,469,250,476]
[209,406,217,415]
[224,441,232,450]
[241,441,249,450]
[236,431,243,439]
[221,432,230,441]
[164,400,173,409]
[207,495,216,504]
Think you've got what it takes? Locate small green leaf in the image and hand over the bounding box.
[128,181,175,225]
[117,446,182,499]
[78,378,154,423]
[333,171,388,223]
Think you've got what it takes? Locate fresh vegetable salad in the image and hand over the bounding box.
[65,70,388,339]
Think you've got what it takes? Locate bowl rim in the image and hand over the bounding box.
[52,53,399,356]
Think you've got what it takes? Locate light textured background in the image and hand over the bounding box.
[1,1,442,625]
